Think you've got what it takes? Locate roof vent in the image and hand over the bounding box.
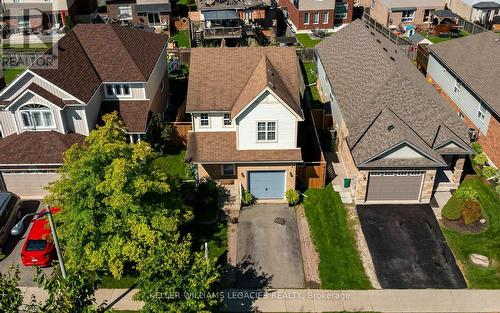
[388,124,395,131]
[383,47,388,52]
[268,81,275,89]
[390,56,395,61]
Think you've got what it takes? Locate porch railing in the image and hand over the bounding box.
[203,26,242,39]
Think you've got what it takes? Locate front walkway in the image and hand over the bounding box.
[20,288,500,312]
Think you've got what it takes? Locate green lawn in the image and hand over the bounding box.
[441,177,500,288]
[151,148,187,179]
[425,31,469,44]
[296,34,322,48]
[169,30,190,48]
[3,68,26,84]
[1,43,52,50]
[101,274,138,288]
[303,184,372,289]
[303,62,320,102]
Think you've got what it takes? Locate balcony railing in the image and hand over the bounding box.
[203,26,242,39]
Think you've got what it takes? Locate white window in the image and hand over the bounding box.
[335,4,348,19]
[105,84,131,97]
[477,104,487,122]
[304,13,310,24]
[257,121,277,142]
[118,5,133,20]
[423,9,435,22]
[222,164,235,176]
[314,12,320,24]
[200,113,210,127]
[19,104,55,129]
[139,12,161,26]
[322,11,329,24]
[223,113,232,126]
[401,10,415,22]
[454,80,461,94]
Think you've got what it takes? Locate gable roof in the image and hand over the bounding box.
[186,47,302,118]
[5,82,69,109]
[428,31,500,116]
[316,19,472,167]
[30,24,167,103]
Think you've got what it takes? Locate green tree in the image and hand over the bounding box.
[144,113,173,154]
[46,112,191,277]
[0,267,23,313]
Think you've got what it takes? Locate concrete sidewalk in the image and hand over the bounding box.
[21,288,500,312]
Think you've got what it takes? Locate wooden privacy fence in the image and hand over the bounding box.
[298,161,327,189]
[167,122,191,146]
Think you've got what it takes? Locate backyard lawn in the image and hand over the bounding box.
[303,184,372,289]
[3,68,25,84]
[296,34,322,48]
[441,177,500,288]
[169,30,190,48]
[151,148,188,179]
[424,30,469,44]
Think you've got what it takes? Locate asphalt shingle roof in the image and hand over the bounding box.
[428,31,500,116]
[315,19,472,166]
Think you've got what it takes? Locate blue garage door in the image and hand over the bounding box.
[248,171,285,199]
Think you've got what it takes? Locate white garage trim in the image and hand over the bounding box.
[365,170,425,203]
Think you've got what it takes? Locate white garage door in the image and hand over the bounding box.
[1,173,60,198]
[366,171,424,202]
[248,171,286,199]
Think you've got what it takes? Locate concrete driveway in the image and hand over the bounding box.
[236,204,305,289]
[357,204,466,289]
[0,200,53,286]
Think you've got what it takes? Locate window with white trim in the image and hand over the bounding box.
[222,164,235,176]
[313,12,320,24]
[118,5,133,20]
[223,113,232,126]
[257,121,277,141]
[105,84,131,97]
[423,9,435,22]
[454,80,461,94]
[19,104,55,129]
[138,12,161,26]
[401,10,415,22]
[322,11,329,24]
[200,113,209,127]
[477,104,486,122]
[304,13,310,24]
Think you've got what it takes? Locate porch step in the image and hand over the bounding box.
[436,183,459,192]
[339,191,352,204]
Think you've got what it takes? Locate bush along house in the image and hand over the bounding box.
[315,20,473,204]
[426,31,500,167]
[0,24,169,198]
[185,47,304,202]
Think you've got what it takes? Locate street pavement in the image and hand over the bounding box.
[0,200,53,286]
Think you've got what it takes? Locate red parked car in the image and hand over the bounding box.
[21,207,60,267]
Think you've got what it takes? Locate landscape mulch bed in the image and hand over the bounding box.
[441,218,487,234]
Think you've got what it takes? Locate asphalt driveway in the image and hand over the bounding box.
[357,204,466,289]
[236,204,305,289]
[0,200,53,286]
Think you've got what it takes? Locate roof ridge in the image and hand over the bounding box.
[109,25,148,81]
[231,54,268,113]
[71,28,105,84]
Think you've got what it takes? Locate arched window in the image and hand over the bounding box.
[19,104,55,129]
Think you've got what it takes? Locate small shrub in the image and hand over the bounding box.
[442,196,463,221]
[241,188,255,206]
[455,185,479,201]
[462,200,481,225]
[285,189,300,206]
[195,178,220,211]
[474,152,488,166]
[471,142,483,154]
[482,166,498,179]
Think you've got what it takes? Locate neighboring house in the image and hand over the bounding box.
[278,0,354,31]
[315,20,473,204]
[189,0,277,44]
[185,47,304,202]
[427,31,499,167]
[367,0,446,28]
[1,0,96,32]
[447,0,500,26]
[106,0,171,34]
[0,24,168,198]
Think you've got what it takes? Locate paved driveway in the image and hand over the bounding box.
[357,204,466,289]
[236,204,305,289]
[0,200,53,286]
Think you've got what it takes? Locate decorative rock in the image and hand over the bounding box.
[470,253,490,267]
[479,218,486,224]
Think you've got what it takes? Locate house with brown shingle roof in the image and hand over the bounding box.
[185,47,304,201]
[0,23,168,198]
[315,19,473,204]
[427,31,500,167]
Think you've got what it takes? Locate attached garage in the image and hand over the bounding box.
[366,171,424,202]
[1,172,59,198]
[248,171,286,199]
